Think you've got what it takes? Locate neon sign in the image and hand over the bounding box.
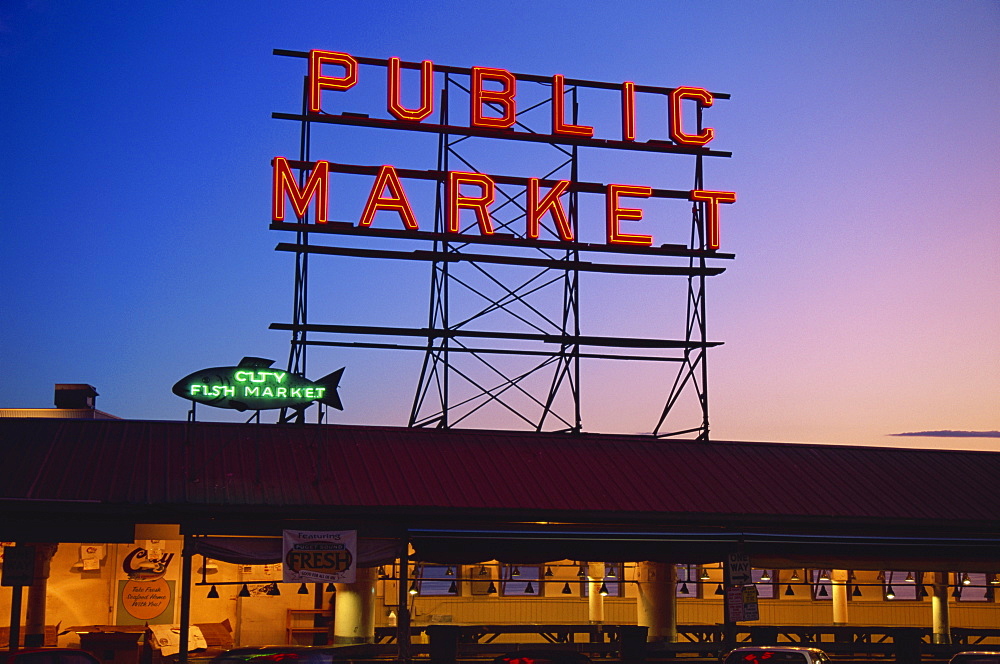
[273,50,737,250]
[172,357,344,411]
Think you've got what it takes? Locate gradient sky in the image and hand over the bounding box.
[2,1,997,450]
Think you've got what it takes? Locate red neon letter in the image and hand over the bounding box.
[527,179,573,241]
[272,157,330,224]
[447,172,496,235]
[309,50,358,114]
[689,189,736,250]
[551,74,593,137]
[669,86,715,146]
[622,81,636,142]
[359,165,419,230]
[471,67,517,129]
[606,184,653,246]
[388,57,434,122]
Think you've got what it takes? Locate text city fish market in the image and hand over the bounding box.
[190,370,327,400]
[272,50,737,250]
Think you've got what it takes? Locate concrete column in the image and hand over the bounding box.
[636,561,676,642]
[334,566,377,644]
[831,569,849,625]
[24,543,58,648]
[587,562,605,623]
[931,571,951,644]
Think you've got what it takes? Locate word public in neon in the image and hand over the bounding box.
[276,50,737,250]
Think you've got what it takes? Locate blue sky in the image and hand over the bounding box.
[1,1,997,448]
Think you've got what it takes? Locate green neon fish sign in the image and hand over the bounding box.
[172,357,343,411]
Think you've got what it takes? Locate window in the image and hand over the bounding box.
[810,569,831,600]
[501,564,541,596]
[414,564,458,596]
[751,568,777,599]
[956,572,995,602]
[675,564,700,598]
[883,571,920,601]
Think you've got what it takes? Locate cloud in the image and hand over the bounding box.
[890,430,1000,438]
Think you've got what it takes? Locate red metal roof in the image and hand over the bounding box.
[2,418,999,532]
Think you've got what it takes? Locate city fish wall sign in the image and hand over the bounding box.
[273,50,736,250]
[172,357,343,411]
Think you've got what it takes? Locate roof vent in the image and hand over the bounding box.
[54,384,99,409]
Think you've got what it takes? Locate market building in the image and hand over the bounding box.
[2,391,1000,661]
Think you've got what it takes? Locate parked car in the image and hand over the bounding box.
[493,650,592,664]
[722,646,832,664]
[209,644,377,664]
[949,653,1000,664]
[0,650,101,664]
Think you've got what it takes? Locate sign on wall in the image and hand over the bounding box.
[282,530,357,584]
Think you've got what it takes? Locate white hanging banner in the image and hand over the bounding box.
[282,530,356,583]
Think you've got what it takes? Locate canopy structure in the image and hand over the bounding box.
[2,418,999,569]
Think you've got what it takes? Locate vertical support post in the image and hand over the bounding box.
[397,543,411,663]
[931,571,951,644]
[8,586,23,649]
[722,560,736,650]
[334,567,376,644]
[178,540,193,664]
[831,569,849,625]
[636,561,676,643]
[24,543,56,648]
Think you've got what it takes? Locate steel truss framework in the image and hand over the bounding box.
[270,50,734,437]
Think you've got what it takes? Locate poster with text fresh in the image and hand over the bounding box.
[282,530,356,583]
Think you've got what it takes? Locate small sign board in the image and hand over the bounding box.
[742,584,760,621]
[726,586,745,621]
[1,545,36,586]
[727,552,752,585]
[282,530,356,584]
[725,584,760,622]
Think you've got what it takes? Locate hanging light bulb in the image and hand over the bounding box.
[852,585,862,598]
[819,570,831,582]
[785,584,795,596]
[512,566,521,577]
[818,585,829,598]
[790,569,801,582]
[487,581,497,594]
[919,585,929,598]
[445,567,454,576]
[905,572,915,583]
[207,585,219,599]
[238,584,251,598]
[525,581,535,594]
[298,583,309,595]
[599,582,609,596]
[578,564,587,578]
[561,582,573,595]
[952,585,963,598]
[986,586,995,601]
[877,571,885,581]
[679,582,690,595]
[700,567,711,581]
[962,573,972,586]
[760,570,772,582]
[326,583,336,592]
[545,567,553,577]
[715,584,725,596]
[885,585,895,600]
[377,566,388,579]
[408,581,419,595]
[607,564,617,578]
[990,574,1000,585]
[267,583,281,596]
[479,565,489,576]
[447,581,457,594]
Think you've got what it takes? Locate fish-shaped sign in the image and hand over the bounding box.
[172,357,343,411]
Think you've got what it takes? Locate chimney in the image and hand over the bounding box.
[54,384,99,409]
